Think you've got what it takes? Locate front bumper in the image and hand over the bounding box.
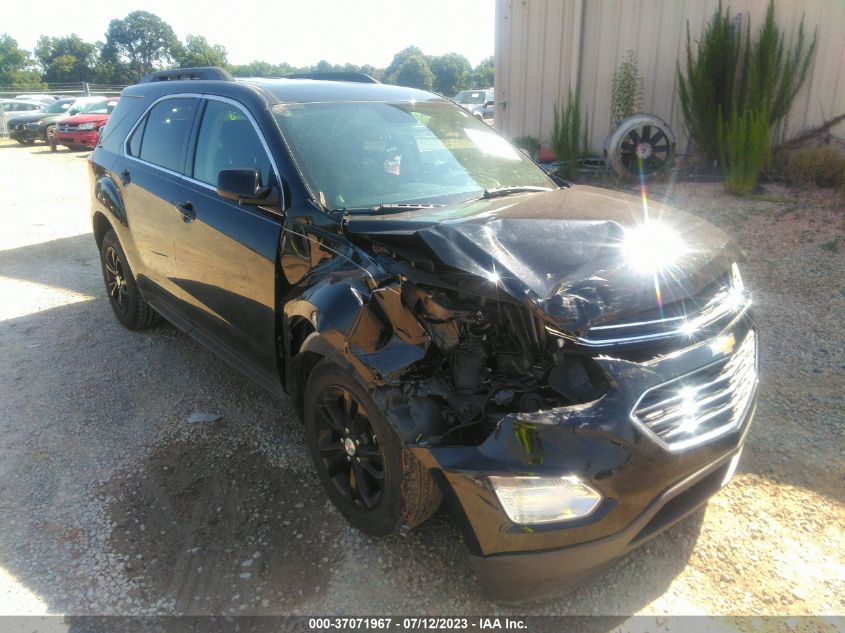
[9,126,42,142]
[55,130,100,148]
[412,310,758,601]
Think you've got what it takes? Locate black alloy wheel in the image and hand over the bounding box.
[314,385,386,510]
[99,230,159,330]
[104,245,129,315]
[303,360,442,536]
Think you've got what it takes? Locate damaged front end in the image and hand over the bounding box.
[283,187,758,599]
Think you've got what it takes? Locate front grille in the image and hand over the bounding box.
[630,329,757,451]
[574,272,749,347]
[58,123,78,132]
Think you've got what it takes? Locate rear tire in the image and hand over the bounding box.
[304,359,441,536]
[99,230,159,330]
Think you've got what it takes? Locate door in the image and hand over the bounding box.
[172,97,284,381]
[120,97,199,306]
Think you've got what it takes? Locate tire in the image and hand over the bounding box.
[304,359,441,536]
[44,125,55,146]
[99,230,159,330]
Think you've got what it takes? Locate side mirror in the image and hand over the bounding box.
[485,100,494,107]
[216,168,279,206]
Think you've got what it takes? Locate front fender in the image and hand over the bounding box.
[283,274,431,389]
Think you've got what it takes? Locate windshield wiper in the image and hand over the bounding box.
[335,203,446,214]
[482,185,553,199]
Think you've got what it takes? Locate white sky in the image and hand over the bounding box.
[5,0,495,68]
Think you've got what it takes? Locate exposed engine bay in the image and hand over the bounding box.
[347,274,612,448]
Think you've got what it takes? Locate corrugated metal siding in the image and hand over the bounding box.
[495,0,845,152]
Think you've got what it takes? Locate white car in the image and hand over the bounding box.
[1,99,46,116]
[14,94,57,105]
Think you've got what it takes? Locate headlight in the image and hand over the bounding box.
[730,262,744,291]
[489,475,602,524]
[726,262,748,311]
[77,122,95,130]
[622,222,686,273]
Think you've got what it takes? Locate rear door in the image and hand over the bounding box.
[120,96,200,307]
[171,96,284,383]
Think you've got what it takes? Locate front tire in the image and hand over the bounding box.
[99,230,158,330]
[304,360,441,536]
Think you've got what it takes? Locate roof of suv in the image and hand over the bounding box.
[122,67,445,107]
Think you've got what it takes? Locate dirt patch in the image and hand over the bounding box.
[103,428,340,614]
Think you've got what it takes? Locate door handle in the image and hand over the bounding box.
[176,201,196,223]
[119,169,131,185]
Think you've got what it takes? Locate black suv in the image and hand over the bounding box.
[89,67,758,601]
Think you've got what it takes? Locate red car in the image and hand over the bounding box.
[53,98,119,150]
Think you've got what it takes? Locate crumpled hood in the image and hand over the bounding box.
[344,186,740,332]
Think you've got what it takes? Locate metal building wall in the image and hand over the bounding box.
[495,0,845,152]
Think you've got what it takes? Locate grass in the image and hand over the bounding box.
[820,238,840,253]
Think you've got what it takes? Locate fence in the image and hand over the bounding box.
[0,82,128,99]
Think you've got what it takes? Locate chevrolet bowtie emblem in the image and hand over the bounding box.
[710,333,736,356]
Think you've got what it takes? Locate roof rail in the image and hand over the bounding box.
[283,72,380,84]
[138,67,234,84]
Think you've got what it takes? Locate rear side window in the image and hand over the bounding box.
[135,98,198,173]
[192,100,272,187]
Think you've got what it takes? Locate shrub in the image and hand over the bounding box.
[718,106,770,195]
[550,90,588,179]
[610,50,644,127]
[678,0,817,160]
[513,135,540,159]
[787,147,845,188]
[677,4,741,161]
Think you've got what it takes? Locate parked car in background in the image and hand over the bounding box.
[1,99,45,117]
[6,97,79,145]
[453,88,494,119]
[53,98,119,150]
[88,67,757,601]
[14,94,57,105]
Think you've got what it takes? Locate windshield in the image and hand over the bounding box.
[44,100,72,114]
[79,100,117,114]
[454,91,487,105]
[272,101,552,210]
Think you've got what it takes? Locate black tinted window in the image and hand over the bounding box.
[127,117,145,157]
[193,100,272,187]
[138,98,198,173]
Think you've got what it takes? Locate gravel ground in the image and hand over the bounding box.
[0,140,843,620]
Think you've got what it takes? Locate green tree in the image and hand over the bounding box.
[0,34,42,87]
[176,35,228,68]
[392,54,434,90]
[470,56,494,88]
[429,52,471,96]
[103,11,179,79]
[384,46,425,82]
[35,34,97,83]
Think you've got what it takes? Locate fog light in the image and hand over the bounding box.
[488,475,602,525]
